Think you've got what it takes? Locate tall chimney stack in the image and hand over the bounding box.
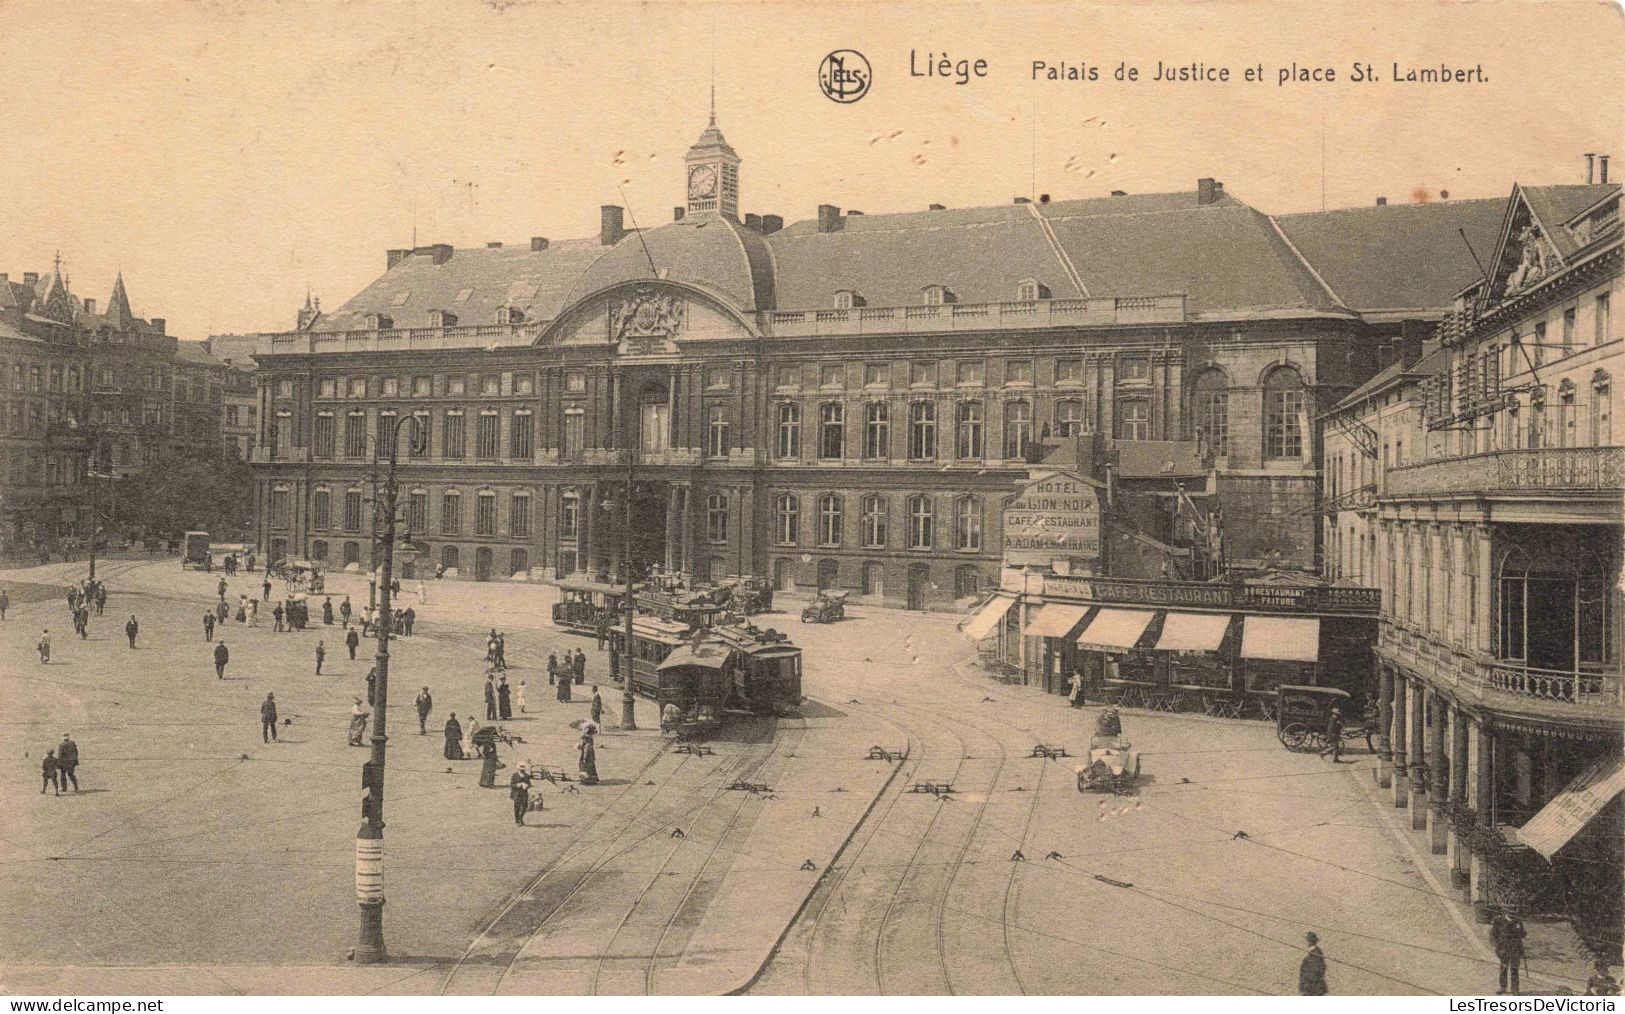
[1601,155,1611,186]
[1197,178,1222,206]
[816,204,843,233]
[1585,153,1597,184]
[1376,196,1387,206]
[600,205,625,246]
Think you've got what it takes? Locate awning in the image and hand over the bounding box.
[1517,755,1625,860]
[1074,608,1157,653]
[1240,616,1321,662]
[961,593,1016,641]
[1026,603,1092,638]
[1156,612,1233,653]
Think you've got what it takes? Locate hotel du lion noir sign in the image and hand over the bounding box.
[1001,469,1102,567]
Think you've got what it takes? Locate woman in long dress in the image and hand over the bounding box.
[577,729,599,785]
[478,738,500,788]
[443,714,463,760]
[464,715,479,760]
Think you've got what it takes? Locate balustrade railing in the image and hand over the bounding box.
[1385,446,1625,497]
[1480,660,1621,710]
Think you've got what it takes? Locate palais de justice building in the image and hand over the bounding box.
[245,112,1501,608]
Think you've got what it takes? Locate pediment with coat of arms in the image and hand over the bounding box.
[610,285,685,355]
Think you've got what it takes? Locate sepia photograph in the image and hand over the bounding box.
[0,0,1621,1002]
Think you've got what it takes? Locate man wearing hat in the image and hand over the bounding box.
[56,733,80,792]
[260,693,279,743]
[348,698,369,746]
[1298,932,1328,995]
[509,762,534,826]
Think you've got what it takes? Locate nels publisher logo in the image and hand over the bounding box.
[819,49,871,103]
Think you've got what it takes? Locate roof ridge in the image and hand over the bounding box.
[1264,213,1347,310]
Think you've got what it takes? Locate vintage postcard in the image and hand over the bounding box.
[1,0,1621,1002]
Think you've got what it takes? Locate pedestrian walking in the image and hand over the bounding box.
[485,630,499,665]
[463,715,478,759]
[1321,706,1345,763]
[1298,932,1328,995]
[37,629,50,663]
[315,640,326,675]
[262,576,272,602]
[517,679,528,714]
[340,596,352,628]
[260,693,279,743]
[596,617,609,650]
[235,595,247,624]
[578,727,599,785]
[443,713,464,759]
[495,632,507,670]
[41,749,59,795]
[415,687,433,734]
[484,675,498,720]
[0,587,10,620]
[366,667,377,707]
[213,640,229,679]
[556,665,572,702]
[348,698,369,746]
[572,648,586,685]
[1491,909,1526,994]
[547,651,558,686]
[345,627,360,661]
[217,577,227,599]
[497,675,512,720]
[94,584,105,615]
[125,614,139,648]
[590,685,603,727]
[248,599,258,627]
[510,763,534,825]
[56,733,79,792]
[203,610,216,641]
[75,606,89,639]
[416,580,427,604]
[403,606,415,635]
[216,599,229,624]
[1067,669,1086,708]
[478,737,500,788]
[322,597,334,625]
[273,603,285,632]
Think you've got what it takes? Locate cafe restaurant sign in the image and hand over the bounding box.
[1002,469,1102,566]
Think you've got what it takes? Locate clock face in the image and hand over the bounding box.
[688,164,718,200]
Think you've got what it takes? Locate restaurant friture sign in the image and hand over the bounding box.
[1002,469,1102,566]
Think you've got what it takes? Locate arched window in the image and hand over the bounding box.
[475,490,497,535]
[1263,366,1306,459]
[1192,367,1229,457]
[775,493,799,546]
[909,401,936,460]
[312,486,332,530]
[953,496,981,551]
[510,490,531,539]
[817,493,843,546]
[908,494,934,549]
[861,494,888,548]
[1003,400,1031,459]
[706,492,729,543]
[441,489,462,535]
[344,487,365,532]
[407,488,428,533]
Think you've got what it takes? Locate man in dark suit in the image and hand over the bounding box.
[56,733,80,792]
[260,693,279,743]
[213,640,229,679]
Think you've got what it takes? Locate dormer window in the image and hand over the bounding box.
[1016,279,1050,301]
[428,309,458,327]
[366,313,394,330]
[496,306,525,325]
[833,290,866,310]
[922,285,956,306]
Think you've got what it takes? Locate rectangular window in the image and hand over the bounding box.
[349,378,367,398]
[1562,307,1576,349]
[819,403,845,459]
[706,366,731,390]
[775,403,801,459]
[956,402,984,458]
[862,496,887,548]
[1532,322,1547,368]
[476,412,499,458]
[707,494,729,543]
[707,406,730,458]
[1265,390,1304,458]
[514,373,534,395]
[774,365,800,390]
[443,411,466,459]
[410,411,430,457]
[1056,358,1083,384]
[863,402,889,459]
[1055,399,1085,438]
[957,361,984,386]
[382,377,399,397]
[909,496,933,549]
[1004,401,1031,458]
[564,371,586,393]
[910,361,936,387]
[270,489,290,528]
[408,492,428,533]
[476,494,496,535]
[1005,360,1033,385]
[344,490,363,532]
[954,497,982,551]
[447,375,467,396]
[274,411,294,455]
[412,375,431,397]
[511,494,532,538]
[775,495,799,545]
[512,410,534,459]
[563,409,585,459]
[864,363,889,387]
[481,374,500,396]
[909,401,937,460]
[1118,399,1149,441]
[376,411,397,456]
[312,490,331,530]
[344,412,367,457]
[440,493,462,535]
[313,413,335,458]
[1117,356,1150,382]
[1597,293,1612,345]
[1196,390,1228,456]
[561,493,579,539]
[640,401,670,453]
[820,364,843,388]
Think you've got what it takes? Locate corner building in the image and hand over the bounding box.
[246,112,1501,608]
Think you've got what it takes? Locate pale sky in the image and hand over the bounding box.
[1,0,1620,342]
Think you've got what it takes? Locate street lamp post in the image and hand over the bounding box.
[620,457,637,730]
[353,414,423,965]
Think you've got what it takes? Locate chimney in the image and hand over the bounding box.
[816,204,843,233]
[1585,153,1596,184]
[1601,155,1611,185]
[1013,196,1031,204]
[1400,333,1424,368]
[0,273,7,282]
[530,236,549,252]
[1376,339,1396,370]
[430,243,453,265]
[1110,190,1127,198]
[673,206,686,222]
[83,298,96,315]
[928,203,946,211]
[600,205,625,246]
[387,249,409,270]
[486,241,503,248]
[759,214,784,234]
[151,318,165,334]
[1197,178,1222,205]
[23,272,38,285]
[1376,196,1387,206]
[744,212,762,231]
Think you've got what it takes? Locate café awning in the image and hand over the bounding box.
[961,593,1016,641]
[1239,616,1320,662]
[1517,754,1625,860]
[1075,608,1157,653]
[1156,612,1233,653]
[1026,603,1093,638]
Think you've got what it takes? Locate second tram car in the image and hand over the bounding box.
[552,575,627,636]
[710,624,803,715]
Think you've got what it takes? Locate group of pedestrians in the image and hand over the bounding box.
[483,672,527,720]
[38,734,80,795]
[547,648,587,701]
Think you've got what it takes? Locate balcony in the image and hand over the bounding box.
[1385,446,1625,499]
[762,295,1186,338]
[1039,574,1381,615]
[1481,660,1620,711]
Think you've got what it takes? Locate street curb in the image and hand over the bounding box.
[723,743,910,996]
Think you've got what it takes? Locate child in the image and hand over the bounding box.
[41,749,59,795]
[37,630,50,663]
[517,679,528,714]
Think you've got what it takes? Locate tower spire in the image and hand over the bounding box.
[708,18,716,126]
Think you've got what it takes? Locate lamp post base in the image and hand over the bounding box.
[355,900,387,964]
[621,695,636,731]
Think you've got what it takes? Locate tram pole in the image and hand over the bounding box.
[620,452,637,731]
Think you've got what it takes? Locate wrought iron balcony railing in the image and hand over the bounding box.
[1384,446,1625,498]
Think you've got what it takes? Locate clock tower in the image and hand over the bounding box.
[684,107,739,221]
